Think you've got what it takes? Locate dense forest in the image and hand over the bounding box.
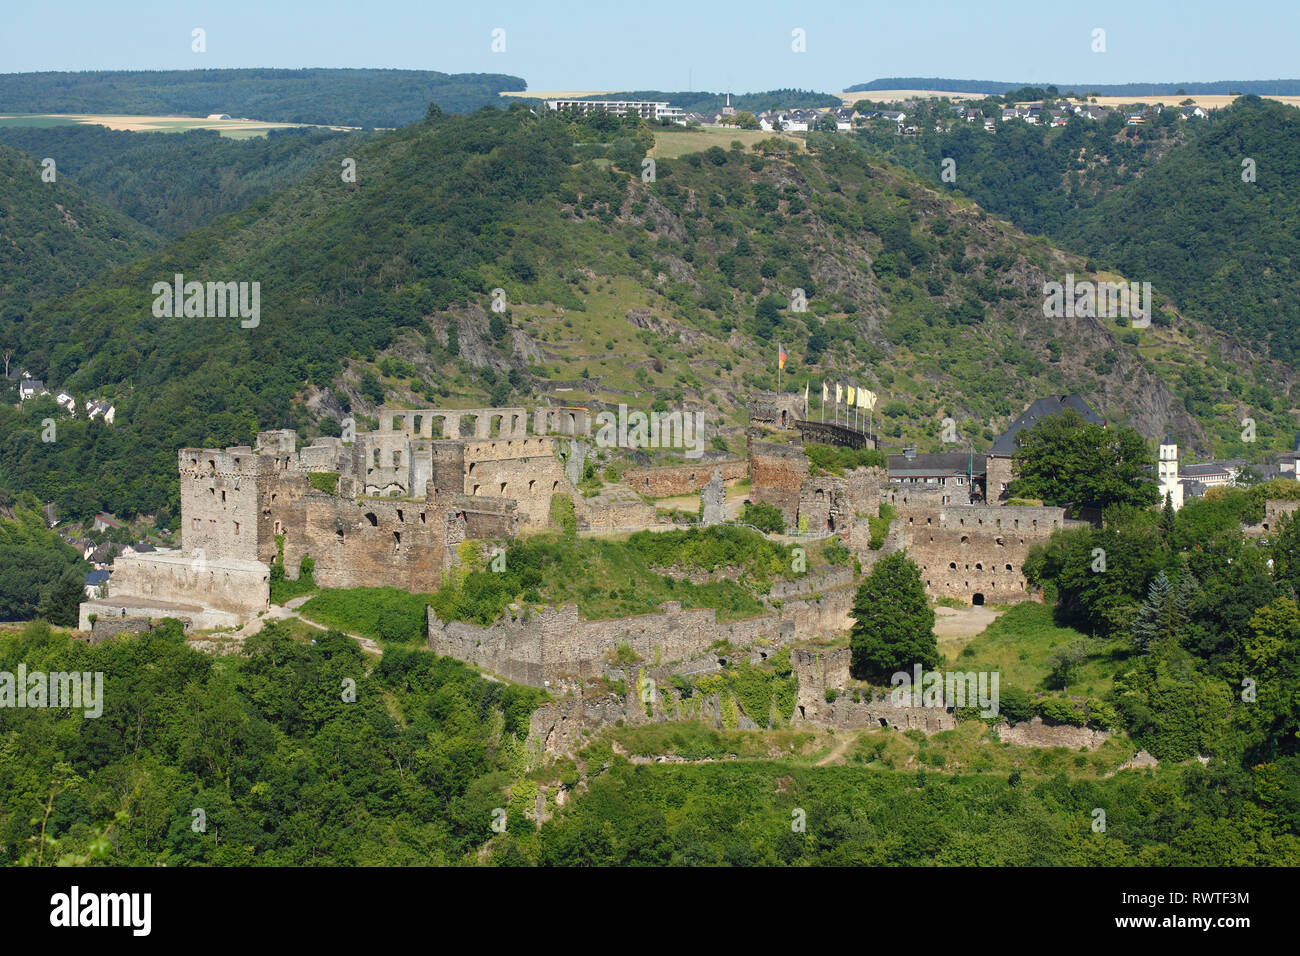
[0,125,371,237]
[0,621,544,864]
[0,489,87,624]
[0,69,527,128]
[0,143,159,316]
[5,104,1292,527]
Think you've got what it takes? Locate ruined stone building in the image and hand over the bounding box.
[79,403,651,629]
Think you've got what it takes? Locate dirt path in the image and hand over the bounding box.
[816,733,857,766]
[225,600,382,656]
[934,605,1001,643]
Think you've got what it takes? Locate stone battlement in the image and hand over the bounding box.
[429,585,854,688]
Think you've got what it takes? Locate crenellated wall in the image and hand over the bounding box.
[894,503,1072,605]
[430,585,854,688]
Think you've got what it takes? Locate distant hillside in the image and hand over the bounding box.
[0,489,86,622]
[0,69,527,128]
[847,96,1300,377]
[0,143,159,320]
[3,106,1289,521]
[1074,97,1300,368]
[0,124,371,237]
[848,77,1300,96]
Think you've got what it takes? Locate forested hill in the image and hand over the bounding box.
[848,77,1300,95]
[0,125,371,237]
[4,105,1292,522]
[1073,97,1300,367]
[850,97,1300,368]
[0,69,526,128]
[0,143,159,318]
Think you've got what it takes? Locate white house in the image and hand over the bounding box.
[56,392,76,415]
[18,379,47,401]
[87,399,116,424]
[832,108,857,131]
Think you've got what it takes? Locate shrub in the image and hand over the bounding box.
[550,494,578,537]
[741,501,785,533]
[308,472,340,495]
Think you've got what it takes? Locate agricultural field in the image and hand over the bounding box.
[0,113,351,139]
[651,125,801,158]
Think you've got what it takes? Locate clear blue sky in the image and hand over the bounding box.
[3,0,1297,92]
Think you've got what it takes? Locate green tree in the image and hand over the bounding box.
[849,552,938,680]
[1132,570,1196,654]
[1010,409,1158,515]
[35,568,86,627]
[741,501,785,533]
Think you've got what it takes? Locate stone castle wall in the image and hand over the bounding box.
[1245,498,1300,536]
[463,437,570,528]
[179,448,274,563]
[798,466,886,534]
[985,454,1014,504]
[896,503,1070,605]
[748,441,809,527]
[623,460,747,498]
[430,585,854,688]
[80,552,268,630]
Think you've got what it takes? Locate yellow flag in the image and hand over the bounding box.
[847,385,856,406]
[822,381,828,403]
[835,383,843,404]
[862,389,877,410]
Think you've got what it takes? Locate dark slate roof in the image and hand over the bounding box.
[989,395,1103,457]
[888,452,986,477]
[132,542,156,553]
[1181,462,1232,478]
[84,570,110,586]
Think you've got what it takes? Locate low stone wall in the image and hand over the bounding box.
[769,567,853,600]
[623,460,747,498]
[88,615,193,643]
[994,716,1110,750]
[80,598,237,632]
[805,696,959,732]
